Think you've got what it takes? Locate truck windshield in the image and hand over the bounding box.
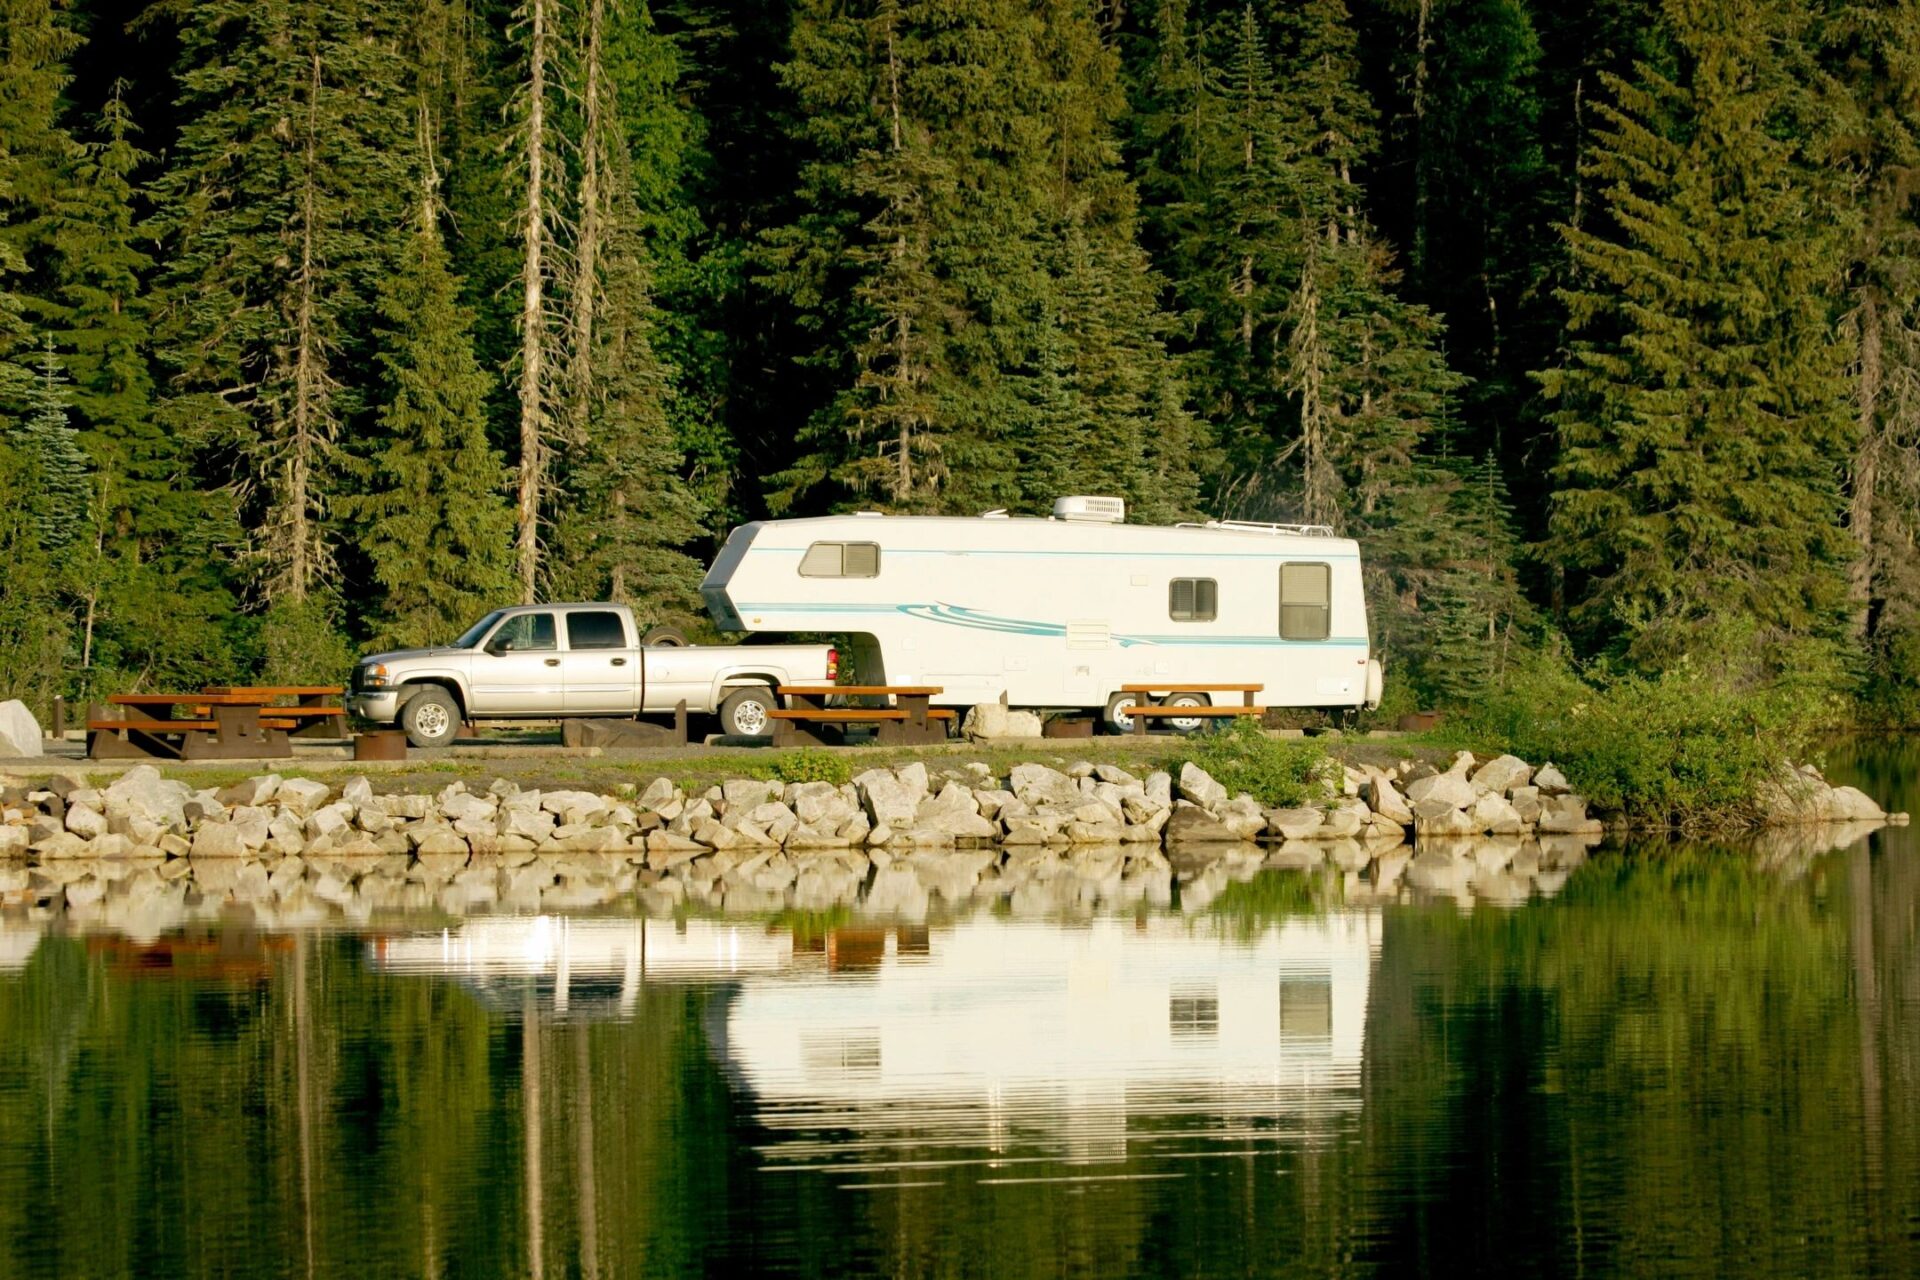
[452,610,506,649]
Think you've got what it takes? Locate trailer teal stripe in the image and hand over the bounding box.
[756,547,1361,560]
[731,603,1369,649]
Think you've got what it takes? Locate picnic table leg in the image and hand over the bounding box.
[673,700,688,747]
[901,694,936,744]
[291,691,340,738]
[1132,696,1150,738]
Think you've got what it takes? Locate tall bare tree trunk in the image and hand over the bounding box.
[884,18,915,504]
[516,0,551,604]
[1291,254,1336,527]
[1411,0,1432,277]
[284,48,332,603]
[1852,291,1882,639]
[569,0,606,445]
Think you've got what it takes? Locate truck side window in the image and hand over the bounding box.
[491,612,557,652]
[1169,578,1217,622]
[566,611,627,650]
[1279,563,1331,640]
[798,541,881,578]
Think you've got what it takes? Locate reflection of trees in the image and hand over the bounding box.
[1360,843,1920,1276]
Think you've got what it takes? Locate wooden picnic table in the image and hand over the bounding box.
[203,685,348,738]
[770,685,953,746]
[88,692,293,760]
[1118,683,1267,736]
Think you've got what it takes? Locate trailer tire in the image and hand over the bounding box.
[719,685,778,737]
[1163,692,1210,734]
[1102,691,1144,735]
[399,686,461,748]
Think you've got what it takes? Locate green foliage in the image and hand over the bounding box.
[756,748,852,787]
[1538,1,1855,674]
[1204,867,1338,937]
[355,217,515,649]
[1159,719,1329,808]
[1439,637,1843,830]
[0,440,69,712]
[256,597,355,688]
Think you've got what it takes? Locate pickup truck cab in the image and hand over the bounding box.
[348,603,836,746]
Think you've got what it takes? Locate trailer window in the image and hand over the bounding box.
[566,611,627,650]
[1168,578,1217,622]
[799,541,881,578]
[1279,562,1331,640]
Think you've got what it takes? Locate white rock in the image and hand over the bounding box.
[275,777,333,817]
[0,700,42,758]
[1828,786,1885,822]
[1405,771,1476,811]
[1177,763,1228,809]
[1008,763,1078,808]
[1469,754,1533,796]
[722,779,776,810]
[1265,807,1324,840]
[1534,763,1570,794]
[961,702,1010,740]
[192,823,250,858]
[104,766,193,829]
[638,777,678,810]
[1468,792,1526,835]
[65,803,108,839]
[859,774,922,828]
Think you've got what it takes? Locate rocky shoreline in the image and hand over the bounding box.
[0,748,1900,866]
[0,751,1902,934]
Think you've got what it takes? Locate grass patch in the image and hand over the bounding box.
[1158,720,1329,808]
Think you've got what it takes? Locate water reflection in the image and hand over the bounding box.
[0,790,1915,1278]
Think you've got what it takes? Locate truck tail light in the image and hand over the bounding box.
[827,647,839,681]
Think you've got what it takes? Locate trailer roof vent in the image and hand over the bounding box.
[1052,495,1126,524]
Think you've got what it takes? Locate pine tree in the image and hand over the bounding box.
[11,341,89,551]
[152,0,415,604]
[0,441,67,710]
[0,0,80,407]
[1539,0,1855,673]
[357,180,516,650]
[546,0,706,611]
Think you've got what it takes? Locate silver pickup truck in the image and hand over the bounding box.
[347,602,836,746]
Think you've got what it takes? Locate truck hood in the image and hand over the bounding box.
[359,647,470,666]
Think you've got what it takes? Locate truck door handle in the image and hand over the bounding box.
[544,658,560,667]
[611,658,626,666]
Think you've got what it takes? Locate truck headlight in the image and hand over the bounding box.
[363,663,391,688]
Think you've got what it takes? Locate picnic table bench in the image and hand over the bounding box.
[770,685,955,746]
[87,685,347,760]
[1119,683,1266,736]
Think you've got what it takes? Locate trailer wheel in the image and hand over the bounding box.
[1102,691,1144,735]
[1163,691,1210,734]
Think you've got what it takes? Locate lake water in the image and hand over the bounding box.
[2,745,1917,1279]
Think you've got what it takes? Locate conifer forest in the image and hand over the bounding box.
[3,0,1919,720]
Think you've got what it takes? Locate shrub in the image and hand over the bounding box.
[766,748,852,786]
[1159,720,1329,808]
[1440,653,1834,830]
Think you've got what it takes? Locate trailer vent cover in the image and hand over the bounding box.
[1052,495,1126,523]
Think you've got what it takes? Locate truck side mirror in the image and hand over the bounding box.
[487,636,515,655]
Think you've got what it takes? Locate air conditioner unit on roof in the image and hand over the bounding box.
[1052,495,1125,524]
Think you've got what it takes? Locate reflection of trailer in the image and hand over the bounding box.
[365,917,794,1017]
[699,497,1385,725]
[721,913,1380,1137]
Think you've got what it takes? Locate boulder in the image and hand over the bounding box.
[1413,804,1478,838]
[1469,754,1532,797]
[960,702,1010,741]
[1264,807,1324,841]
[65,803,108,840]
[1009,763,1079,808]
[1533,763,1570,794]
[1828,786,1885,823]
[275,777,333,817]
[105,766,192,829]
[1508,785,1543,825]
[218,775,282,808]
[1177,763,1228,809]
[1164,803,1241,844]
[858,773,922,828]
[1468,792,1525,835]
[1405,771,1476,811]
[1317,806,1365,840]
[192,823,251,858]
[1144,772,1174,806]
[1364,777,1414,826]
[912,784,998,839]
[0,701,42,758]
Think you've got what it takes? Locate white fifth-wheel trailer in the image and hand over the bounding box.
[699,496,1384,730]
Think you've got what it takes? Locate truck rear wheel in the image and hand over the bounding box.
[719,685,777,737]
[399,686,461,748]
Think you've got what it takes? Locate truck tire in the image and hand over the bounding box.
[399,685,461,748]
[642,625,688,647]
[719,685,778,737]
[1103,691,1144,735]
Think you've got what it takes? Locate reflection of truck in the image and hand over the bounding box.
[700,495,1384,731]
[348,602,836,745]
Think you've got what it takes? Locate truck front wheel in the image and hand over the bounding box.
[719,685,777,737]
[399,686,461,748]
